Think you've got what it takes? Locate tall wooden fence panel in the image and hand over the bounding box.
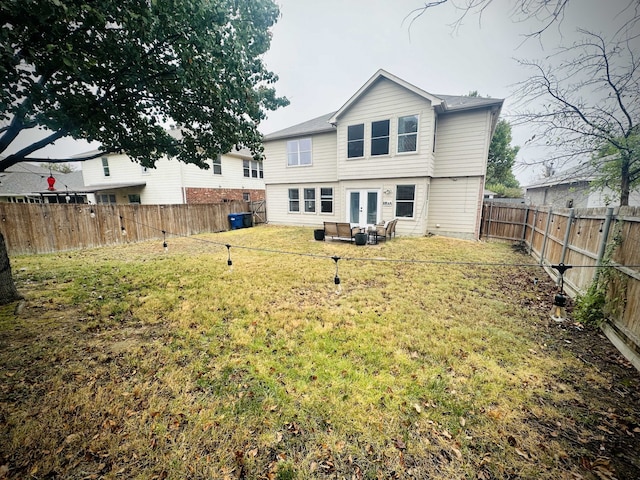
[482,202,640,370]
[0,201,250,255]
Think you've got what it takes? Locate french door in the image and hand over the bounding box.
[347,189,380,227]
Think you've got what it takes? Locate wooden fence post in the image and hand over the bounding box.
[528,208,538,255]
[595,207,615,276]
[560,208,574,265]
[521,207,530,243]
[540,207,553,266]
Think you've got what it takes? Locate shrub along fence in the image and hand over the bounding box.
[481,202,640,370]
[0,200,253,256]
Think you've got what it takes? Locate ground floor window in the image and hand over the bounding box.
[98,194,117,205]
[243,192,251,202]
[304,188,316,212]
[128,194,141,204]
[288,188,299,212]
[320,187,333,213]
[395,185,415,217]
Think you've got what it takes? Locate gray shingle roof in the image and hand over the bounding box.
[263,111,337,141]
[0,163,85,196]
[435,94,504,112]
[262,70,503,142]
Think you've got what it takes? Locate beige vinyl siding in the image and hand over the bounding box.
[433,109,492,178]
[179,154,265,191]
[265,183,341,227]
[336,78,435,180]
[263,132,337,185]
[427,177,484,239]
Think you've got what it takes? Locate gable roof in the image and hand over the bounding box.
[328,69,443,124]
[263,69,503,142]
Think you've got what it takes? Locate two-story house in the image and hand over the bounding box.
[80,146,265,205]
[262,70,503,239]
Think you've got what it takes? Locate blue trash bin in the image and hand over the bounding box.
[228,213,243,230]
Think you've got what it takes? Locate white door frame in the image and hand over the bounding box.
[346,189,381,227]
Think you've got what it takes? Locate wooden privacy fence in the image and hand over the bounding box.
[481,202,640,370]
[0,201,254,255]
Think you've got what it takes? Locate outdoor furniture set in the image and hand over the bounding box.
[319,219,397,245]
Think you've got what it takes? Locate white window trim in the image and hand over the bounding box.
[288,188,300,213]
[287,138,313,167]
[347,123,365,159]
[396,114,420,155]
[395,184,416,219]
[303,187,316,214]
[320,187,334,215]
[371,118,391,157]
[212,155,222,175]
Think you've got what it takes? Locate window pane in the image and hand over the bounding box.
[348,140,364,158]
[398,115,418,134]
[350,192,360,223]
[367,192,378,224]
[299,151,312,165]
[287,141,298,153]
[348,124,364,141]
[299,138,312,151]
[287,153,298,166]
[288,189,299,200]
[396,185,415,201]
[371,120,389,137]
[398,134,417,153]
[371,137,389,156]
[320,187,332,196]
[396,202,414,217]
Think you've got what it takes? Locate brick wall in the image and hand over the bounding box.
[185,188,265,204]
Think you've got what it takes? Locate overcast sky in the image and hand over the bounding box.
[258,0,631,184]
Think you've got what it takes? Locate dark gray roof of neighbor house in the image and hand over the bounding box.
[0,162,85,196]
[435,94,504,112]
[263,111,337,141]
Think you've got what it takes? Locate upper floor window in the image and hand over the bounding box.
[244,160,261,177]
[347,124,364,158]
[395,185,415,218]
[287,138,312,166]
[398,115,419,153]
[320,187,333,213]
[212,155,222,175]
[101,157,110,177]
[371,119,390,156]
[304,188,316,213]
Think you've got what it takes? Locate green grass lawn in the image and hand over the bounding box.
[1,225,639,479]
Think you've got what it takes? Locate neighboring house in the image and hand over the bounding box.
[0,163,86,203]
[525,164,640,208]
[262,69,503,239]
[79,146,265,205]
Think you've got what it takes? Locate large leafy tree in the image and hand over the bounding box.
[0,0,288,304]
[487,119,520,189]
[0,0,288,171]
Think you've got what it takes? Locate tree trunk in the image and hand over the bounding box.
[0,233,23,305]
[620,157,630,207]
